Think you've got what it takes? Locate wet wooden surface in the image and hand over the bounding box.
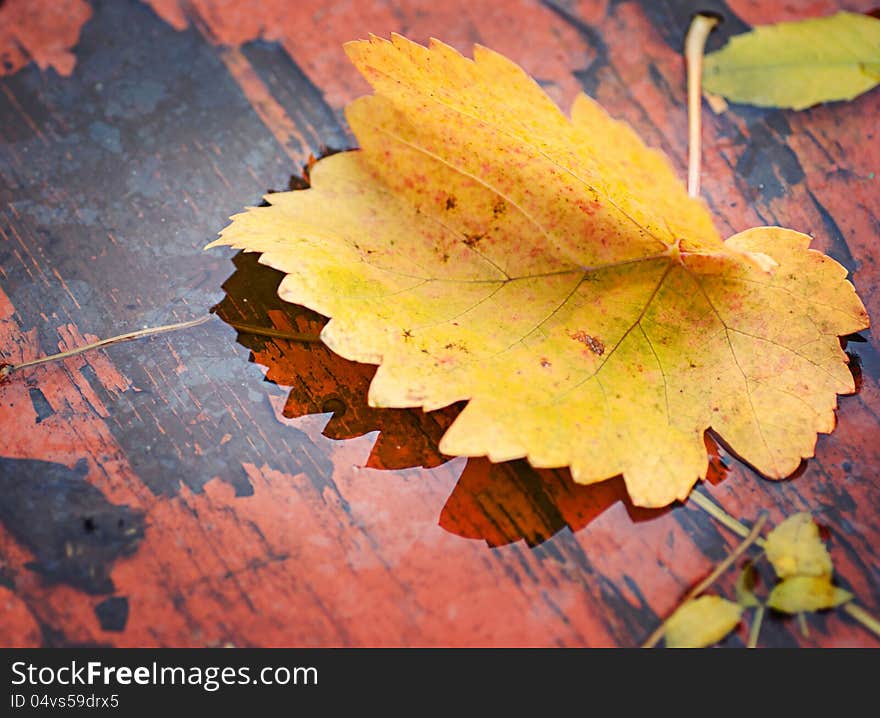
[0,0,878,647]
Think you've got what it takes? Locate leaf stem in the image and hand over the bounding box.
[747,605,765,648]
[689,489,880,643]
[642,511,767,648]
[685,14,719,198]
[797,612,810,638]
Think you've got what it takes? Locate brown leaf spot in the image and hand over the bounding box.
[570,330,605,356]
[445,196,457,210]
[463,233,484,248]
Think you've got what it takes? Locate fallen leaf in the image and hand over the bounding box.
[767,576,852,614]
[210,34,869,507]
[764,512,833,580]
[664,595,743,648]
[703,12,880,110]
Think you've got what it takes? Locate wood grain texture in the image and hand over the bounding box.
[0,0,877,647]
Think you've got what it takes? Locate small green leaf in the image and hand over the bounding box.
[665,595,743,648]
[703,12,880,110]
[767,576,852,614]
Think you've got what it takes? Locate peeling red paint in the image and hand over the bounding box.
[0,0,92,77]
[0,587,42,647]
[0,0,877,649]
[142,0,592,107]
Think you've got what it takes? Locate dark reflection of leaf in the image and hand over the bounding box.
[213,250,460,470]
[440,459,657,547]
[441,436,731,547]
[214,250,730,547]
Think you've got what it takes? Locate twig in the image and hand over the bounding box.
[689,490,880,643]
[685,513,768,603]
[1,315,213,380]
[689,489,753,541]
[0,315,327,382]
[844,603,880,640]
[684,14,719,198]
[642,512,767,648]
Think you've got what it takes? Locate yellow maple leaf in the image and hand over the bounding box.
[764,512,833,580]
[210,35,869,507]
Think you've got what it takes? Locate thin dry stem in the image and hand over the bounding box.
[844,603,880,639]
[747,605,765,648]
[642,511,767,648]
[0,316,327,382]
[685,14,719,198]
[1,315,213,379]
[689,490,880,644]
[689,489,753,540]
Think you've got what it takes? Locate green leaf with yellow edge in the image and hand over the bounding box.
[764,512,833,579]
[703,12,880,110]
[664,595,743,648]
[767,576,852,614]
[210,35,869,507]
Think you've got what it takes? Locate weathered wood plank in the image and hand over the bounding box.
[0,0,876,647]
